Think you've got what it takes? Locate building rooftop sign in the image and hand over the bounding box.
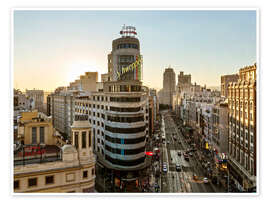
[117,55,142,80]
[120,25,137,37]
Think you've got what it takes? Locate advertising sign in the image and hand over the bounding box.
[117,55,142,80]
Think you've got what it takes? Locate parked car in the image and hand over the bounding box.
[167,141,170,144]
[177,151,181,156]
[193,174,198,180]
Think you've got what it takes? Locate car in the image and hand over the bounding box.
[177,151,181,156]
[203,177,209,183]
[193,174,198,180]
[184,154,189,161]
[167,141,170,144]
[176,164,181,171]
[163,166,168,172]
[189,152,193,157]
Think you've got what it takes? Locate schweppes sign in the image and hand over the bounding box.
[117,55,142,80]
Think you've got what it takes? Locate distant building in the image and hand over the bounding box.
[49,90,82,140]
[69,72,98,92]
[14,89,31,110]
[221,74,239,98]
[17,111,57,145]
[159,67,176,106]
[26,89,44,112]
[101,73,109,82]
[228,63,256,191]
[177,71,192,92]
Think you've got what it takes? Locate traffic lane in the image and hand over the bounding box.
[164,117,188,193]
[165,113,217,193]
[166,113,208,193]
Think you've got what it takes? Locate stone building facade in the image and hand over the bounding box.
[227,63,256,191]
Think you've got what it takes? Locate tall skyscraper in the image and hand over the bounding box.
[159,67,176,106]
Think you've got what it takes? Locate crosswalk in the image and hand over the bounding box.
[166,171,193,193]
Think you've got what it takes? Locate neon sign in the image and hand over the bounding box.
[117,55,142,80]
[120,25,137,37]
[19,146,46,157]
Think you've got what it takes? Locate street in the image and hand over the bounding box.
[152,111,225,193]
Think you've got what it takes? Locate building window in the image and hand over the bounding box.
[40,127,45,144]
[75,132,79,149]
[28,178,37,187]
[14,180,19,190]
[82,131,86,148]
[251,160,254,175]
[88,132,91,147]
[32,127,37,144]
[83,170,88,178]
[45,175,54,185]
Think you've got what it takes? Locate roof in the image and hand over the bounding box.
[71,120,91,129]
[61,145,77,154]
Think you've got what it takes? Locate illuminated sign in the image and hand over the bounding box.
[120,25,137,37]
[145,151,153,156]
[19,146,46,157]
[117,55,142,80]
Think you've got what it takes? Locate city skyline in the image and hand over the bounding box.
[14,10,256,91]
[13,9,257,194]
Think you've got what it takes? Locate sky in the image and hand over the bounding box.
[13,10,256,91]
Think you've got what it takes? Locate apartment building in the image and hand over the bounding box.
[14,117,96,193]
[227,63,257,191]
